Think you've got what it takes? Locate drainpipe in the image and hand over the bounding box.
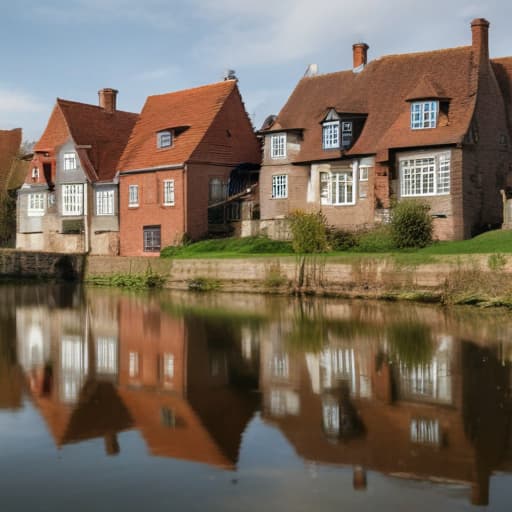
[84,183,89,253]
[183,164,188,238]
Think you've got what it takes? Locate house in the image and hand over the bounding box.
[117,77,261,256]
[259,18,512,240]
[16,89,138,254]
[0,128,30,246]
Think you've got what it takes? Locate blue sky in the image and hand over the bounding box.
[1,0,512,141]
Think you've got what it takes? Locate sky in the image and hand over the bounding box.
[1,0,512,141]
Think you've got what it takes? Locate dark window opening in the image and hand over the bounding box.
[143,225,161,252]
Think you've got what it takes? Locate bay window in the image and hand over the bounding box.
[28,193,45,216]
[62,184,84,216]
[400,153,450,197]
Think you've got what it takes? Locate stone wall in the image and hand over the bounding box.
[0,249,85,280]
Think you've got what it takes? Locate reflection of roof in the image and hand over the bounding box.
[0,128,21,192]
[0,363,23,410]
[266,47,477,162]
[119,386,256,470]
[31,380,133,447]
[34,99,138,182]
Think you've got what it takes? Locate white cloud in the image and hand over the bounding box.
[0,89,46,114]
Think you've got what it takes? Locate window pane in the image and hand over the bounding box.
[143,226,161,252]
[272,175,288,198]
[62,184,83,216]
[270,134,286,159]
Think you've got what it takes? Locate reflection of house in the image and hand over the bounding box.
[16,300,132,453]
[117,298,258,468]
[16,90,137,254]
[260,334,512,507]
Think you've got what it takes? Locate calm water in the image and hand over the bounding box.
[1,284,512,511]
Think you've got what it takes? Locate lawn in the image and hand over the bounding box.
[160,230,512,261]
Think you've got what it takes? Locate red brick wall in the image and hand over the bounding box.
[119,169,185,256]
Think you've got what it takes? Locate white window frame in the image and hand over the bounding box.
[31,167,39,179]
[322,121,340,149]
[359,166,370,182]
[163,353,174,379]
[320,169,356,206]
[411,101,438,130]
[28,192,46,217]
[96,189,115,216]
[61,184,84,216]
[271,174,288,199]
[270,133,286,159]
[63,152,78,171]
[400,153,450,197]
[157,130,173,149]
[129,351,139,378]
[128,184,139,207]
[163,179,175,206]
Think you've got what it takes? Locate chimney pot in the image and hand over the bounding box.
[353,43,369,71]
[98,88,118,113]
[471,18,490,64]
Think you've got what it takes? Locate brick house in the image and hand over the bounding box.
[16,89,138,254]
[259,18,512,240]
[117,78,261,256]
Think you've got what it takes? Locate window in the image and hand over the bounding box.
[271,175,288,199]
[270,133,286,159]
[61,184,83,216]
[400,153,450,197]
[411,101,438,129]
[322,399,340,436]
[63,152,77,170]
[341,122,353,148]
[157,130,173,149]
[96,337,117,374]
[31,167,39,179]
[163,179,175,205]
[129,351,139,378]
[96,189,114,216]
[410,418,440,445]
[128,184,139,207]
[209,178,226,204]
[359,166,370,181]
[323,121,340,149]
[28,193,45,216]
[272,353,289,378]
[143,225,161,252]
[320,169,355,205]
[163,353,174,379]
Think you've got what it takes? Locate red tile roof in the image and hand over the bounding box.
[267,46,478,162]
[119,80,237,172]
[492,57,512,134]
[35,99,138,182]
[0,128,22,191]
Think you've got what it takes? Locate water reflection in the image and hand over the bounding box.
[5,286,512,507]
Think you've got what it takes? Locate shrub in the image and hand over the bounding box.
[390,200,433,248]
[288,210,328,254]
[327,227,358,251]
[355,225,394,252]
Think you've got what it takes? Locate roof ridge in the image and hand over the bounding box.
[377,45,471,61]
[56,98,137,116]
[147,79,236,99]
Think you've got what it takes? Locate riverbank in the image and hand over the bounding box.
[86,253,512,307]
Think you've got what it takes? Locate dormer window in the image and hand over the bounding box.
[323,121,340,149]
[63,152,77,170]
[157,130,173,149]
[270,133,286,159]
[411,101,438,129]
[31,167,39,180]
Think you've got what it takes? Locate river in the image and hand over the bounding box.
[1,284,511,511]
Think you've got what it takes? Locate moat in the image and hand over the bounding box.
[1,284,512,511]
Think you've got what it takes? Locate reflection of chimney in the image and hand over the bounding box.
[353,43,369,71]
[471,472,489,507]
[104,432,120,456]
[471,18,490,64]
[98,88,118,114]
[353,466,367,491]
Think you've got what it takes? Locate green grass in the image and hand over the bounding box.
[161,236,293,259]
[160,229,512,261]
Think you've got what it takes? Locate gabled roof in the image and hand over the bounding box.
[267,46,477,162]
[492,57,512,134]
[35,99,138,182]
[118,80,238,172]
[0,128,22,192]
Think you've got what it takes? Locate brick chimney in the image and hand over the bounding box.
[353,43,369,71]
[98,88,118,113]
[471,18,490,64]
